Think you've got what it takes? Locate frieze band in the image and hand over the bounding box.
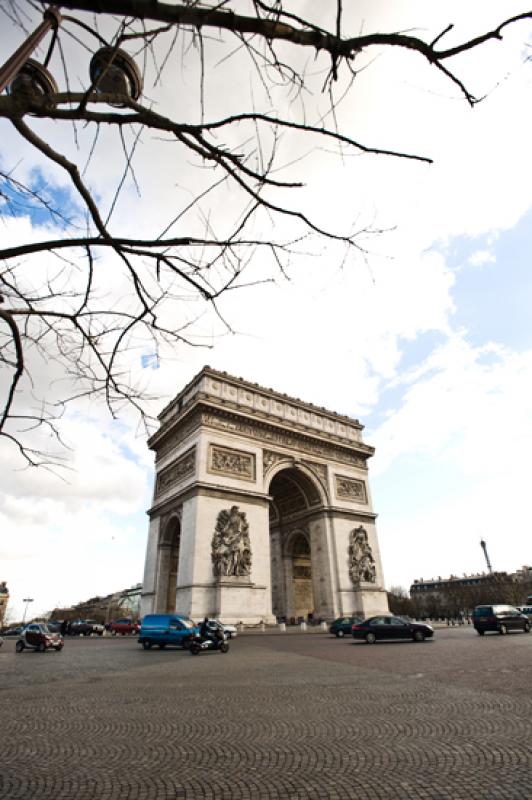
[204,413,367,468]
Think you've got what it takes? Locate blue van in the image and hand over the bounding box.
[138,614,198,650]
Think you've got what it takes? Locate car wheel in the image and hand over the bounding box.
[413,630,425,643]
[477,629,485,636]
[524,623,530,633]
[158,643,166,649]
[365,632,376,644]
[336,630,345,638]
[142,641,152,650]
[55,645,63,652]
[15,640,24,653]
[220,641,229,653]
[190,643,201,655]
[499,624,508,635]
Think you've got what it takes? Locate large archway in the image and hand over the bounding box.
[156,515,181,613]
[268,466,323,622]
[142,367,390,623]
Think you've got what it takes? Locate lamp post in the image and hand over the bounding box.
[22,597,34,624]
[0,6,142,101]
[0,7,61,94]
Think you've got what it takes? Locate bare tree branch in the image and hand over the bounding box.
[1,2,531,465]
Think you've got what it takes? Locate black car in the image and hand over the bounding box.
[69,619,105,636]
[3,626,23,637]
[472,605,531,636]
[329,616,363,638]
[352,615,434,644]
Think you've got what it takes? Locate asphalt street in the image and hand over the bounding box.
[1,626,531,799]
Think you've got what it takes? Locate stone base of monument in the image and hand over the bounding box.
[343,586,389,618]
[214,577,276,624]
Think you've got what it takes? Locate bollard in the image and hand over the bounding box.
[320,621,328,632]
[260,622,265,632]
[299,621,307,631]
[278,622,286,632]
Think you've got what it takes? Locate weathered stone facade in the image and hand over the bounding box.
[0,581,9,627]
[141,367,389,623]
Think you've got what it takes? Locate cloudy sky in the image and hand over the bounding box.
[1,1,531,620]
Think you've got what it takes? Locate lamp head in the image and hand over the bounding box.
[7,58,58,99]
[89,47,142,102]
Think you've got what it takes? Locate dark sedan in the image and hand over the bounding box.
[352,615,434,644]
[329,616,363,638]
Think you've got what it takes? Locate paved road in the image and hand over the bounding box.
[1,627,531,799]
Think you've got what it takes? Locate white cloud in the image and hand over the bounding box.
[370,335,532,587]
[468,249,496,267]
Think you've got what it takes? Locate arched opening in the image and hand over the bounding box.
[268,467,322,622]
[157,516,181,613]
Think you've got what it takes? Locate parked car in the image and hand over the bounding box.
[472,605,531,635]
[69,619,105,636]
[16,623,64,653]
[3,626,23,637]
[518,606,532,620]
[329,615,363,638]
[138,614,198,649]
[109,618,140,635]
[352,615,434,644]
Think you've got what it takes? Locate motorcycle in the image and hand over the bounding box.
[16,623,64,653]
[189,631,229,655]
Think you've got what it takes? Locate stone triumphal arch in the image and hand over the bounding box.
[141,367,389,623]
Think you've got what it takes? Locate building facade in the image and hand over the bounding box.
[141,367,389,623]
[0,582,9,627]
[410,565,532,615]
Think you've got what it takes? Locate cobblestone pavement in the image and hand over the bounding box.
[1,627,531,799]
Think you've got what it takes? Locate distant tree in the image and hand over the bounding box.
[387,585,413,617]
[2,3,532,464]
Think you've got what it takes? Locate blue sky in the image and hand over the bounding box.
[447,215,532,351]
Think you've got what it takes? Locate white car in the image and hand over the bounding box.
[205,619,238,639]
[221,622,238,639]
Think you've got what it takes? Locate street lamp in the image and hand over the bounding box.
[0,5,142,101]
[22,597,34,624]
[0,6,61,95]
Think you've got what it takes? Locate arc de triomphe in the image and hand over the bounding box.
[141,367,389,623]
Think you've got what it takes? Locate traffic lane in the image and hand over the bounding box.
[249,626,532,698]
[0,634,189,691]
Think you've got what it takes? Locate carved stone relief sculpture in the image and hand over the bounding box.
[262,449,285,476]
[209,444,255,481]
[335,475,367,503]
[212,506,252,578]
[155,447,196,496]
[348,525,376,584]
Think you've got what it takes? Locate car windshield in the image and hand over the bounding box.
[181,618,196,629]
